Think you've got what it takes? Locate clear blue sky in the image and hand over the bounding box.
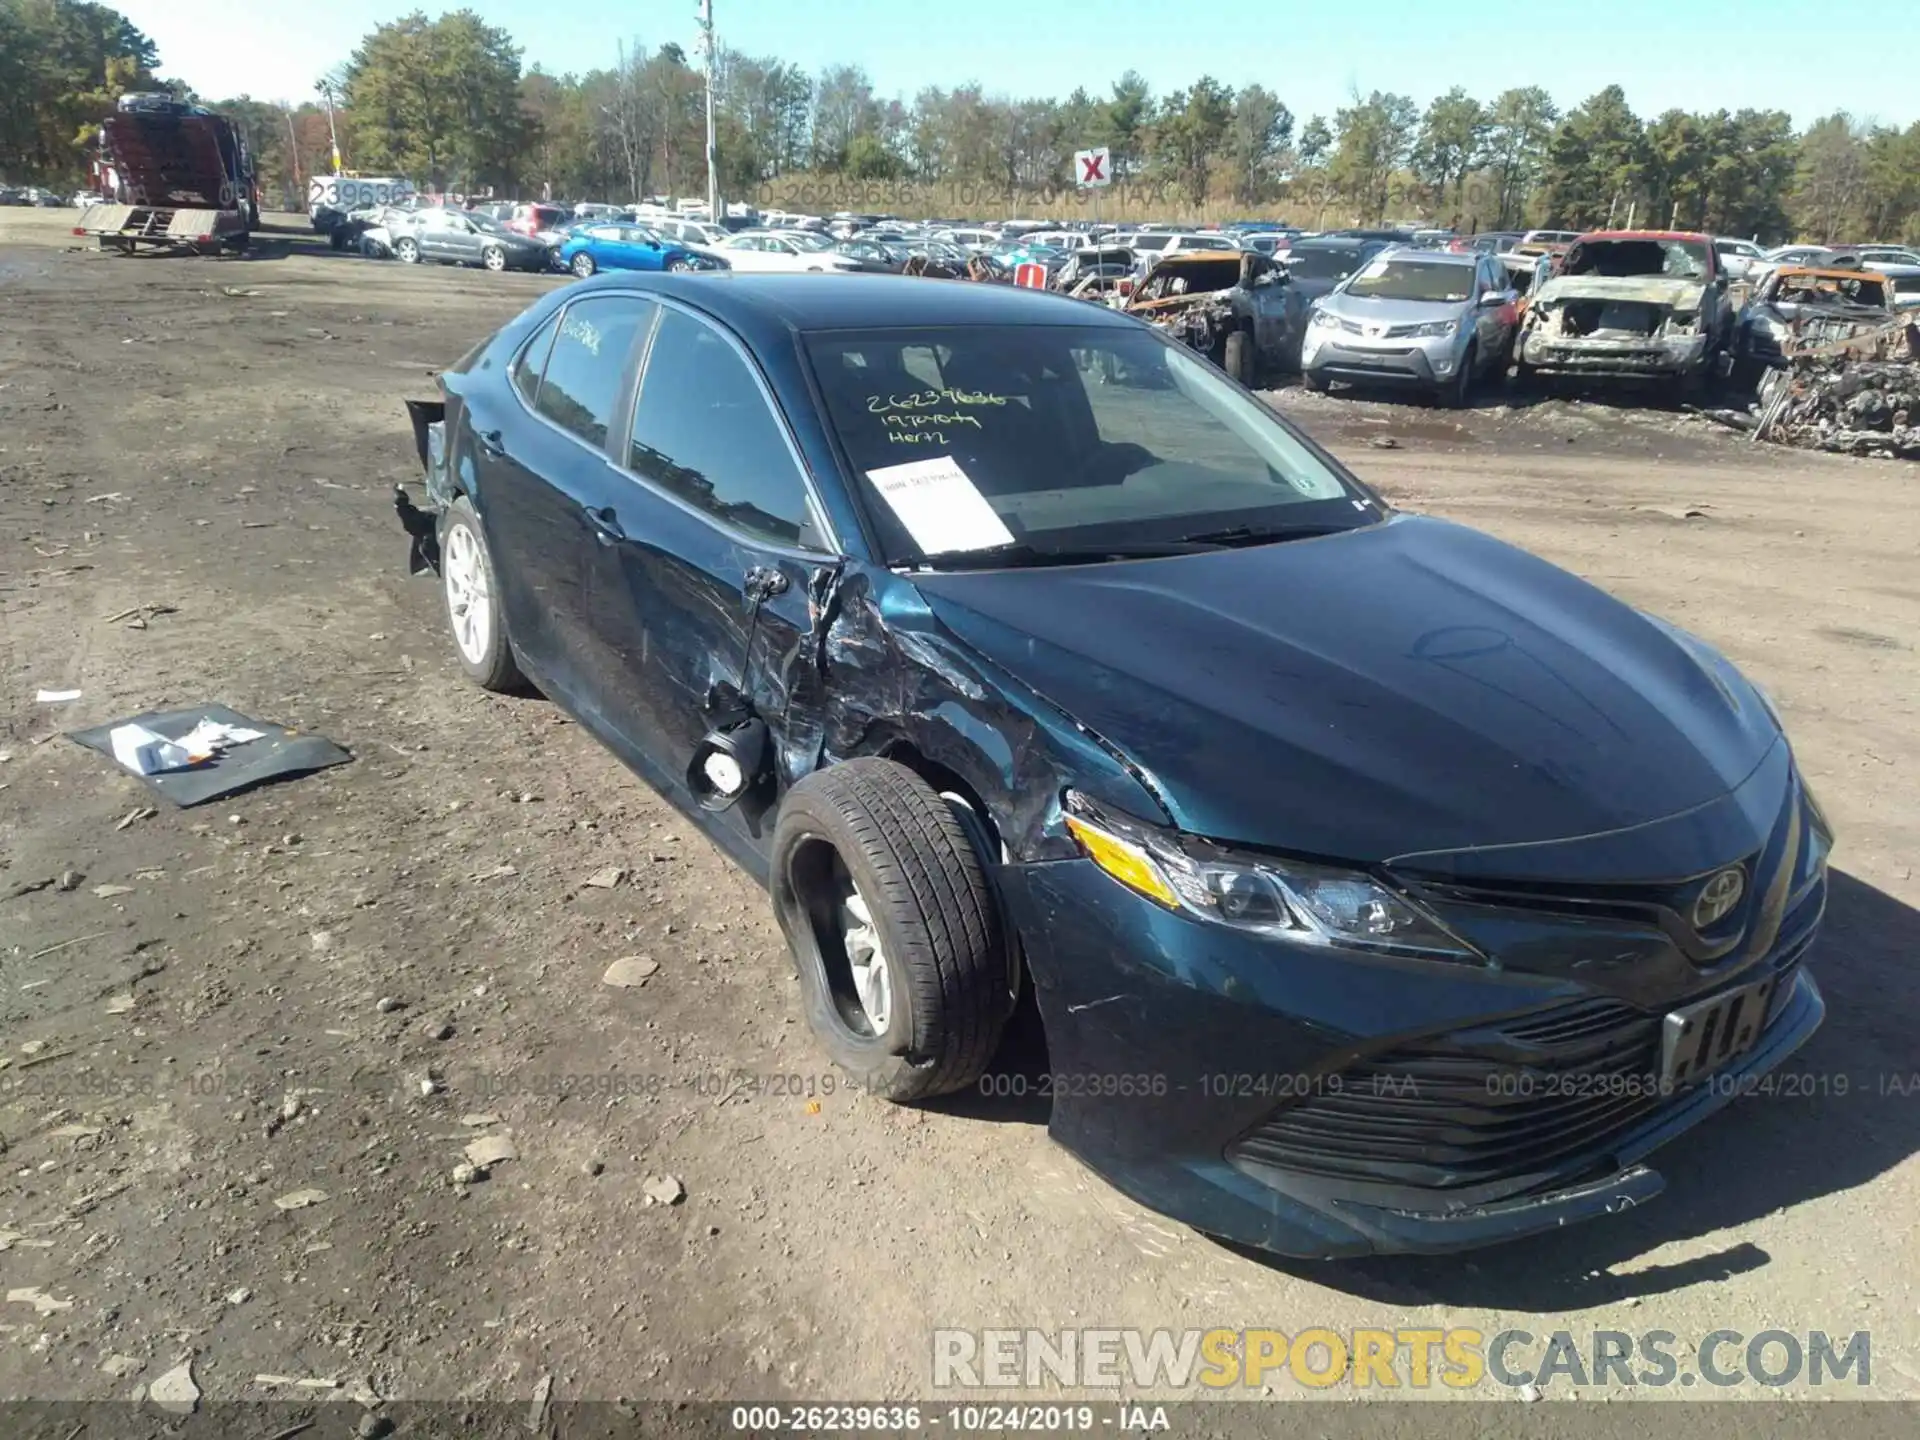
[116,0,1917,130]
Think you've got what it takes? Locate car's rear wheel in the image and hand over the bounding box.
[571,251,596,278]
[482,245,507,272]
[667,258,694,272]
[395,237,420,264]
[440,495,525,693]
[771,758,1009,1103]
[1223,329,1254,386]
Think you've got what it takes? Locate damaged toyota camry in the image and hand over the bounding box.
[395,272,1829,1259]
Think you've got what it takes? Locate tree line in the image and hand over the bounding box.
[4,1,1917,242]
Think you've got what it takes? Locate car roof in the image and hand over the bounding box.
[1578,229,1710,243]
[563,271,1138,338]
[1773,266,1890,282]
[1376,247,1477,265]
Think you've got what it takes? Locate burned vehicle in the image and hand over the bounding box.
[1501,249,1557,317]
[395,273,1828,1260]
[1731,267,1895,387]
[1516,231,1733,393]
[1056,245,1137,302]
[1124,249,1291,385]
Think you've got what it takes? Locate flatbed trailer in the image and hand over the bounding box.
[82,93,256,257]
[73,203,249,255]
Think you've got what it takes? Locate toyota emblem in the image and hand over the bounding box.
[1366,323,1385,338]
[1692,867,1745,929]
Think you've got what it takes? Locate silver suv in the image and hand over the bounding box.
[1301,248,1519,405]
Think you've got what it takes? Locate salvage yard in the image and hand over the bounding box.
[4,209,1920,1409]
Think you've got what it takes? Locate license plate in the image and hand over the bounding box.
[1661,976,1777,1089]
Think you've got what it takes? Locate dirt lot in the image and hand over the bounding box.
[2,209,1918,1416]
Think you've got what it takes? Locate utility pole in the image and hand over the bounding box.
[697,0,719,224]
[315,80,343,175]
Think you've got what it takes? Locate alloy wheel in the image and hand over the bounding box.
[442,522,492,665]
[839,881,893,1035]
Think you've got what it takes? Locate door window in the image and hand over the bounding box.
[627,308,819,548]
[511,312,562,405]
[530,296,657,449]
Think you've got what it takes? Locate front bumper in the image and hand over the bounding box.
[1517,330,1708,378]
[1301,333,1458,386]
[1000,778,1827,1259]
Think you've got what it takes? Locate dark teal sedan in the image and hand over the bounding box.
[394,273,1828,1260]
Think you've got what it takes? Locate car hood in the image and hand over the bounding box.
[910,514,1780,863]
[1533,274,1706,310]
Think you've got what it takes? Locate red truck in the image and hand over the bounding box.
[76,93,258,255]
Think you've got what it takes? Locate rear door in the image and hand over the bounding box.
[467,294,661,702]
[585,302,840,855]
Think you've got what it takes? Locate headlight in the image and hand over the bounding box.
[1061,793,1480,962]
[1410,319,1458,338]
[1308,308,1339,330]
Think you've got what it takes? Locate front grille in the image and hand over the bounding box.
[1228,1001,1666,1192]
[1234,784,1823,1195]
[1496,996,1641,1046]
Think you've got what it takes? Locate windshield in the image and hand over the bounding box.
[1344,258,1475,302]
[1285,245,1367,281]
[1774,276,1888,308]
[803,325,1372,566]
[1566,238,1712,280]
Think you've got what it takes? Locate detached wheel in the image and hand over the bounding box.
[772,758,1009,1103]
[1223,329,1254,386]
[395,237,420,264]
[439,495,525,693]
[571,251,596,278]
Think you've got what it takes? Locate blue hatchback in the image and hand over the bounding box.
[557,222,713,278]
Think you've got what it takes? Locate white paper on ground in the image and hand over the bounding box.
[178,718,266,761]
[864,457,1014,555]
[35,689,82,703]
[108,723,195,776]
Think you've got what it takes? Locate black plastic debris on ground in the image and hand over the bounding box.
[68,703,352,807]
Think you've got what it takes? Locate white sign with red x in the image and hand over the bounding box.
[1073,147,1111,188]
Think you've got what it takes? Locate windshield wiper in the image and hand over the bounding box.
[1173,522,1355,547]
[909,538,1228,571]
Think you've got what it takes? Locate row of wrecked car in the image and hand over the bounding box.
[1067,229,1919,415]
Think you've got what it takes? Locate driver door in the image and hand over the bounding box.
[443,215,483,264]
[587,303,839,858]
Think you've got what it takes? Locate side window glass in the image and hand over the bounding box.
[511,312,562,406]
[532,296,657,449]
[628,309,817,548]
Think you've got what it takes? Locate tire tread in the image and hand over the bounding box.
[779,758,1005,1100]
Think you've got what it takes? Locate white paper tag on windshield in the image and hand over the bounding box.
[865,457,1013,554]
